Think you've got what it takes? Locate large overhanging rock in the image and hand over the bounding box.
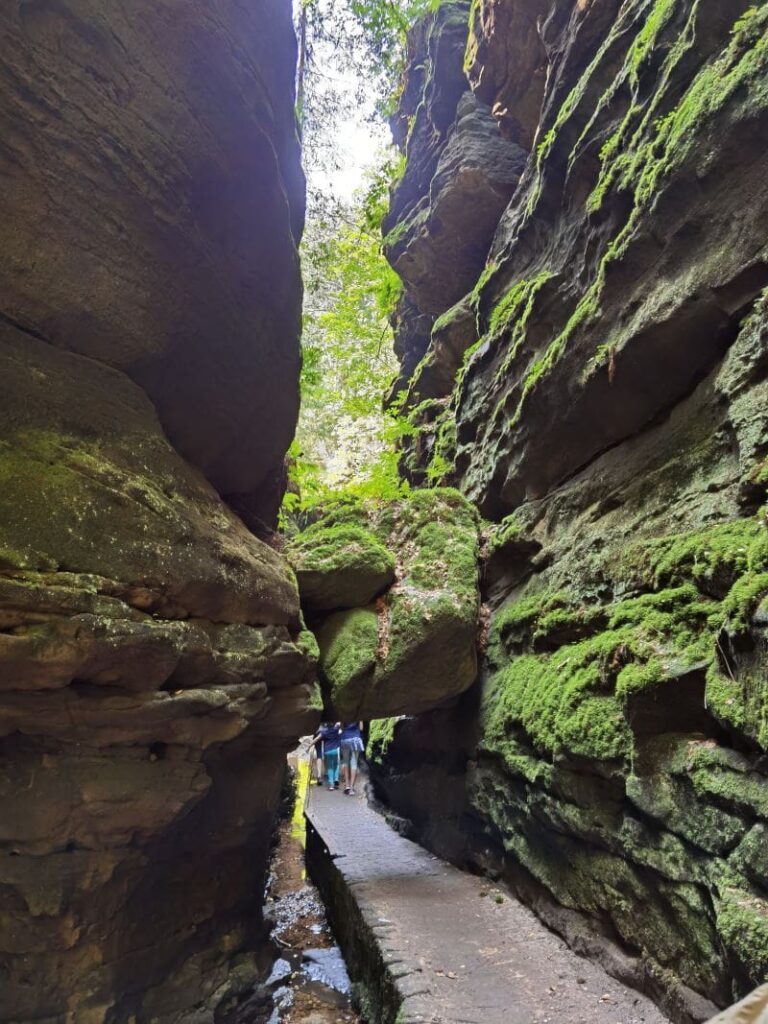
[450,0,768,516]
[0,1,313,1018]
[385,92,527,318]
[0,326,298,628]
[0,0,304,509]
[464,0,548,147]
[297,489,481,720]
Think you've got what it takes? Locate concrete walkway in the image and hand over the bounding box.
[305,782,671,1024]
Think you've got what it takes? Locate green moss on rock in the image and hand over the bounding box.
[316,607,379,711]
[482,635,633,764]
[312,489,481,719]
[287,524,395,610]
[368,717,401,761]
[716,885,768,984]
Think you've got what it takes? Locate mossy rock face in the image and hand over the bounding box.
[316,607,379,705]
[0,326,300,627]
[0,328,319,1022]
[286,525,395,610]
[372,0,768,1009]
[310,489,481,719]
[715,885,768,988]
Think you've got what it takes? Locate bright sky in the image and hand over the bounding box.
[300,9,391,203]
[313,114,385,199]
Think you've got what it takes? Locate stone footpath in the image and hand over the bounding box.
[305,782,671,1024]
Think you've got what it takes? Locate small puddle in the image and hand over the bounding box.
[262,747,359,1024]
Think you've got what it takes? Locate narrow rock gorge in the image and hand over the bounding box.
[0,3,318,1020]
[4,0,768,1021]
[357,0,768,1020]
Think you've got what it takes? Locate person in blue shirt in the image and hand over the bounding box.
[311,722,341,790]
[338,721,364,795]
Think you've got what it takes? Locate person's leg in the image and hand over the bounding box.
[326,750,336,788]
[317,754,324,783]
[348,750,358,794]
[340,743,351,791]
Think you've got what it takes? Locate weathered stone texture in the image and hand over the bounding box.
[382,0,529,411]
[292,490,481,720]
[0,0,304,503]
[0,1,313,1020]
[375,1,768,1017]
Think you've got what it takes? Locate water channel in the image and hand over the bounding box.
[260,748,360,1024]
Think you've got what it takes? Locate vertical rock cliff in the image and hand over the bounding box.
[372,2,768,1019]
[0,2,317,1020]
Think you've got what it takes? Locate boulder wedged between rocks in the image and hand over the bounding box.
[290,489,481,720]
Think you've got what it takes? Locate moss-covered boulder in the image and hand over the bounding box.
[309,489,481,719]
[286,524,395,610]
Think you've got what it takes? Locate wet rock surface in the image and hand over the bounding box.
[261,758,358,1024]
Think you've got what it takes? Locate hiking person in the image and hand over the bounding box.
[310,725,326,785]
[339,721,364,795]
[319,721,341,790]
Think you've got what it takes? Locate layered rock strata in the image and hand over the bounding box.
[0,2,314,1020]
[382,0,528,412]
[373,1,768,1018]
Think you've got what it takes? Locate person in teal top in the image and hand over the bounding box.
[319,722,341,790]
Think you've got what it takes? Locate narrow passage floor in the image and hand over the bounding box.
[306,783,671,1024]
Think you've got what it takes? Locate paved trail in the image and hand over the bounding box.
[306,782,671,1024]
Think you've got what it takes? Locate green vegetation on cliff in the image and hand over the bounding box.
[484,508,768,768]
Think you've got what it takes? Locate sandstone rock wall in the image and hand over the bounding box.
[0,2,315,1020]
[0,0,304,515]
[374,2,768,1018]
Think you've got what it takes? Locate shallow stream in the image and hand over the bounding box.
[261,752,359,1024]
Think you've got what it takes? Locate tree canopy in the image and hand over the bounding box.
[286,0,434,514]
